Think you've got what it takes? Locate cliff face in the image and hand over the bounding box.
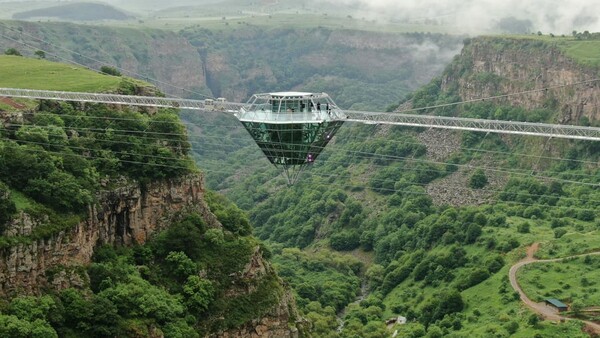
[215,290,301,338]
[0,173,300,337]
[442,37,600,123]
[0,174,213,295]
[214,247,302,338]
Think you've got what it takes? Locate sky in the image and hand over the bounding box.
[317,0,600,34]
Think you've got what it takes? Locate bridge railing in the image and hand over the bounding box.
[342,110,600,141]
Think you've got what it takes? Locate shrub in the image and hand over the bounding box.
[517,222,530,234]
[182,276,214,313]
[550,218,567,229]
[488,214,507,227]
[527,313,540,326]
[504,320,519,334]
[468,169,488,189]
[150,215,205,260]
[577,209,595,222]
[329,230,360,251]
[4,48,22,56]
[100,66,121,76]
[0,182,16,230]
[554,228,567,239]
[204,228,225,246]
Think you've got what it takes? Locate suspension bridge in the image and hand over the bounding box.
[1,87,600,184]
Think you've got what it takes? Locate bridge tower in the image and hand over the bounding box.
[234,92,345,184]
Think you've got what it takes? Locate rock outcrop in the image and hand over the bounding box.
[443,37,600,123]
[215,289,301,338]
[0,172,301,337]
[0,174,213,296]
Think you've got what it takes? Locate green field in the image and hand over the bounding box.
[0,55,122,92]
[111,13,460,34]
[559,40,600,68]
[499,34,600,68]
[460,266,588,338]
[520,255,600,308]
[536,230,600,259]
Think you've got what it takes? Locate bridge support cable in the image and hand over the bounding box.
[0,88,245,112]
[342,110,600,142]
[2,87,600,141]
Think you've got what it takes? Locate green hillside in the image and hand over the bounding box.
[0,57,292,337]
[3,21,600,337]
[184,35,600,337]
[0,55,122,92]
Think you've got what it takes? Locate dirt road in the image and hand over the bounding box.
[509,243,600,334]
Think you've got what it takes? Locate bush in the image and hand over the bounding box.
[550,218,567,229]
[150,214,206,260]
[455,268,490,291]
[0,182,16,229]
[100,66,121,76]
[488,214,507,227]
[554,228,567,239]
[517,222,530,233]
[468,169,488,189]
[419,289,464,326]
[182,276,214,313]
[204,228,225,246]
[577,209,595,222]
[24,171,93,212]
[527,313,540,326]
[4,48,22,56]
[329,230,360,251]
[504,320,519,334]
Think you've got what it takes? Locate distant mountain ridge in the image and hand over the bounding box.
[13,2,132,21]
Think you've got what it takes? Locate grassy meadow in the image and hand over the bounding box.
[519,255,600,307]
[0,55,121,92]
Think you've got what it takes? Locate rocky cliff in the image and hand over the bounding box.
[390,36,600,207]
[0,174,213,295]
[442,37,600,123]
[0,172,300,337]
[0,93,300,336]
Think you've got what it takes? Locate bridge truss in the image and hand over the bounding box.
[2,87,600,142]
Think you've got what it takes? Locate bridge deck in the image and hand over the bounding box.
[2,87,600,141]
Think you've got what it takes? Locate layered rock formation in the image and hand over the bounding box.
[442,37,600,123]
[0,174,212,295]
[0,173,301,337]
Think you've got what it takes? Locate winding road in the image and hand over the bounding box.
[509,243,600,334]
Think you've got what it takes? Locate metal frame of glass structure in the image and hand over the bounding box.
[235,92,345,184]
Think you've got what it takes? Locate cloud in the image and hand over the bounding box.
[317,0,600,34]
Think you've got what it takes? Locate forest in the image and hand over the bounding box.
[187,36,600,337]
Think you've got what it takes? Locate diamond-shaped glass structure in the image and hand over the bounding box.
[234,92,345,184]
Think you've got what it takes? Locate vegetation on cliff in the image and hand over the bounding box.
[0,57,294,337]
[189,36,600,337]
[0,211,284,337]
[3,23,600,337]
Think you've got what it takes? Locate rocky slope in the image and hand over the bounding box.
[442,37,600,123]
[0,172,300,337]
[0,174,211,295]
[403,36,600,206]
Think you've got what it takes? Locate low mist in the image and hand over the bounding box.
[318,0,600,34]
